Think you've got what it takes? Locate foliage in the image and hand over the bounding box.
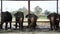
[18,7,28,17]
[34,6,42,17]
[44,10,51,16]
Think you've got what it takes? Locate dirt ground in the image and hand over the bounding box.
[0,32,60,34]
[0,18,60,33]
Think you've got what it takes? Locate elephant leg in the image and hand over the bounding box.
[19,21,20,30]
[50,22,53,30]
[10,21,12,29]
[21,20,23,29]
[55,21,59,30]
[5,22,8,30]
[53,24,55,30]
[28,19,31,28]
[19,18,21,29]
[0,21,4,29]
[20,18,23,29]
[15,21,17,29]
[33,20,37,29]
[19,20,23,30]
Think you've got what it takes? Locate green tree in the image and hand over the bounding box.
[11,10,18,17]
[34,6,42,17]
[18,7,28,17]
[44,10,51,16]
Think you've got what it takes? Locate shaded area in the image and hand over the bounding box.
[0,23,60,33]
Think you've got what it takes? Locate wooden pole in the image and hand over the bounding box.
[28,0,30,28]
[28,0,30,15]
[1,0,2,13]
[1,0,2,22]
[57,0,58,14]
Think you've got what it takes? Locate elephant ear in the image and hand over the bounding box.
[25,14,31,18]
[47,14,51,19]
[14,12,18,17]
[26,14,28,18]
[47,13,56,19]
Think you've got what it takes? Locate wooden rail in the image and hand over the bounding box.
[0,21,50,23]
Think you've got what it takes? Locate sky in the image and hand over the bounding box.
[0,1,60,13]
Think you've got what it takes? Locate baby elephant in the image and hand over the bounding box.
[26,14,38,29]
[0,11,12,30]
[47,13,60,30]
[14,11,24,30]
